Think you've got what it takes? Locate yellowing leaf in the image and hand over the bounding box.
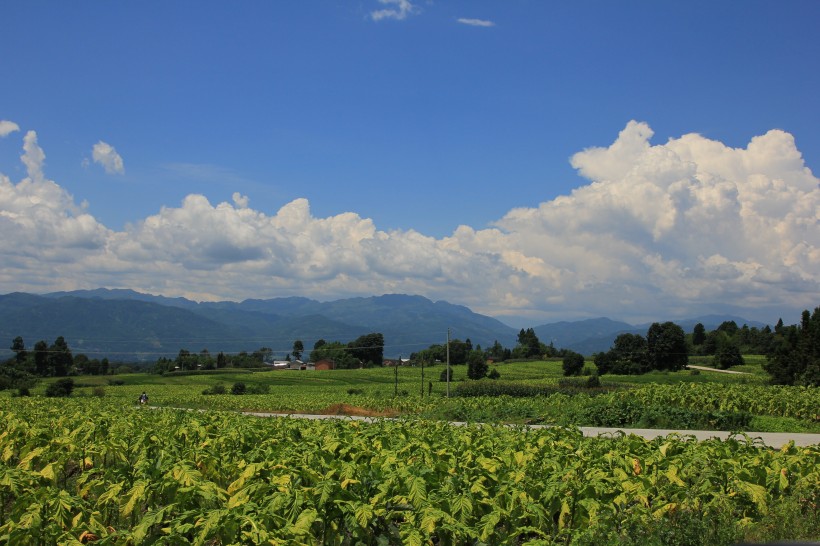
[38,463,56,481]
[122,481,148,517]
[290,508,317,536]
[355,504,374,527]
[664,466,685,487]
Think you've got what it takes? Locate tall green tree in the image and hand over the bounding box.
[47,336,73,377]
[714,343,744,370]
[447,339,470,365]
[310,341,357,369]
[764,307,820,386]
[594,333,649,375]
[515,328,542,358]
[562,351,585,376]
[646,322,688,372]
[33,340,49,376]
[292,340,304,361]
[692,323,706,346]
[10,336,27,365]
[348,333,384,367]
[466,350,488,379]
[176,349,195,371]
[487,340,510,361]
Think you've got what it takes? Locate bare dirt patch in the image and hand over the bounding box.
[319,403,399,418]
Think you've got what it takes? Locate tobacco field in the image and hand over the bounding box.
[1,397,819,545]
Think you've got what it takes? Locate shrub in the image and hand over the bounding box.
[347,388,364,395]
[714,344,744,369]
[487,368,501,380]
[202,384,227,395]
[45,378,75,398]
[16,387,30,397]
[92,386,106,398]
[231,382,247,395]
[107,379,125,386]
[562,351,585,376]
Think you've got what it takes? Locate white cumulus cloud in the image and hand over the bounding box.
[371,0,417,21]
[0,120,20,138]
[92,141,125,174]
[0,121,817,324]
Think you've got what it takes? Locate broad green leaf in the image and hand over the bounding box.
[290,508,317,536]
[122,480,148,517]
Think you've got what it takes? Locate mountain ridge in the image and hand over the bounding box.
[0,289,770,361]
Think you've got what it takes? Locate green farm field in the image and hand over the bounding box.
[2,361,819,544]
[26,358,819,433]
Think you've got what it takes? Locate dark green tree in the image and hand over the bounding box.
[33,340,49,376]
[447,339,470,365]
[764,307,820,386]
[466,350,488,379]
[562,351,585,376]
[717,320,739,336]
[514,328,542,358]
[292,340,304,361]
[594,333,649,375]
[646,322,688,372]
[45,377,74,397]
[11,336,27,365]
[348,333,384,367]
[487,340,510,361]
[714,343,744,370]
[175,349,198,370]
[692,323,706,346]
[251,347,272,364]
[311,341,357,369]
[48,337,73,376]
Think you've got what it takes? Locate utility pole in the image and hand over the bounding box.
[420,357,425,398]
[446,328,451,398]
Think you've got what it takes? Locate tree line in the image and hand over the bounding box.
[3,307,816,388]
[408,308,819,387]
[1,335,115,392]
[149,332,386,373]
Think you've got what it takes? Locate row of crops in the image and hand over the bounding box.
[1,397,818,545]
[90,379,819,429]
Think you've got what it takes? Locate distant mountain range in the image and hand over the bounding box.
[0,289,768,362]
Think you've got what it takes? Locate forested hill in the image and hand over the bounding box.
[0,290,768,362]
[0,291,519,361]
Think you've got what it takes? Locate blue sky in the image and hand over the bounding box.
[1,1,819,326]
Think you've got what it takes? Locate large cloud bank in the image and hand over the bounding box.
[1,121,817,323]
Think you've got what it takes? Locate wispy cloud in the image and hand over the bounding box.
[457,18,495,27]
[371,0,417,21]
[0,120,20,138]
[92,141,125,175]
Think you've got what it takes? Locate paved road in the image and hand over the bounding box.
[241,411,820,448]
[687,365,751,375]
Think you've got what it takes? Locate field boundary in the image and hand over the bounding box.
[236,410,820,448]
